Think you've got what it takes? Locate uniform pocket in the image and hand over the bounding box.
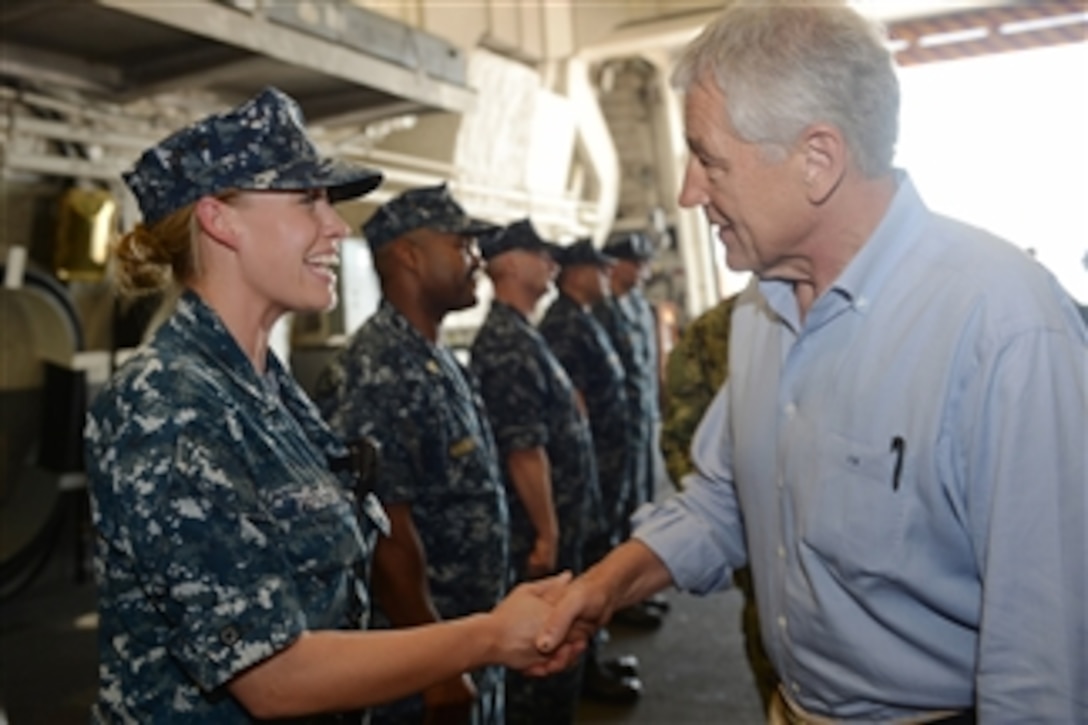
[258,475,367,576]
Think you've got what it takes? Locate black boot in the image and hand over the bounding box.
[642,592,671,615]
[581,652,642,705]
[611,601,664,629]
[600,653,640,679]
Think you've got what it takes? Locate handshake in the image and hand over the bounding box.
[476,539,670,675]
[433,539,669,689]
[480,570,606,676]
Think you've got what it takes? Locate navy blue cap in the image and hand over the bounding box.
[362,183,497,251]
[123,87,383,225]
[479,219,556,261]
[552,238,615,268]
[603,231,655,261]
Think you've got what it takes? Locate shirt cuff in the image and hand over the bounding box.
[171,577,306,692]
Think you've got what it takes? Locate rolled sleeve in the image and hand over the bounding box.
[108,428,312,693]
[171,579,304,692]
[632,384,747,595]
[497,421,549,453]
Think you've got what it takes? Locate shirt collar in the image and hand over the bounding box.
[377,298,440,354]
[831,170,928,313]
[759,170,928,325]
[168,289,295,408]
[492,299,530,324]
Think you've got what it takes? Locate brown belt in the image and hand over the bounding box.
[769,686,975,725]
[930,712,976,725]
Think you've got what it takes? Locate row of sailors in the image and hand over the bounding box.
[87,79,673,723]
[313,183,666,724]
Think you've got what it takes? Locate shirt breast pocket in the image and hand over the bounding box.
[797,428,909,580]
[258,477,367,577]
[443,433,498,497]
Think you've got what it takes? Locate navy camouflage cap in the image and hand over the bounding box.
[362,183,497,251]
[552,238,615,268]
[479,218,556,261]
[123,87,383,225]
[603,231,655,261]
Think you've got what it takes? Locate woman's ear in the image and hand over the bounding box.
[801,123,847,205]
[193,195,241,250]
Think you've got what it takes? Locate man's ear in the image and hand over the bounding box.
[393,238,418,272]
[801,123,846,205]
[377,237,422,278]
[193,196,241,250]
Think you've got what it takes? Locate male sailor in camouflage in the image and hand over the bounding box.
[592,231,669,629]
[538,240,642,705]
[660,293,777,710]
[314,184,509,725]
[596,231,660,516]
[469,219,596,724]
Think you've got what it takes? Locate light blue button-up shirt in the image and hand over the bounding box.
[635,174,1087,722]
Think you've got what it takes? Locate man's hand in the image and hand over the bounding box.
[505,446,559,580]
[531,540,675,676]
[524,572,611,677]
[483,572,584,673]
[527,533,558,579]
[422,673,476,725]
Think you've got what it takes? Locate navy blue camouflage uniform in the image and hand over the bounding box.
[539,293,630,565]
[314,299,508,725]
[594,287,659,519]
[470,299,594,724]
[85,291,384,723]
[470,300,594,578]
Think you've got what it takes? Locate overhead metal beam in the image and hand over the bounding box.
[0,0,53,25]
[124,45,255,87]
[299,95,422,127]
[114,54,270,104]
[580,1,1031,62]
[0,41,123,94]
[92,0,475,114]
[889,2,1088,66]
[2,150,128,181]
[3,115,154,152]
[311,100,429,132]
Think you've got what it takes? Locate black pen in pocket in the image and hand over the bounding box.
[890,436,906,491]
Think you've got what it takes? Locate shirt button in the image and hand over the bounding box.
[777,545,786,559]
[791,681,801,694]
[777,615,787,630]
[777,475,785,489]
[784,403,797,418]
[220,625,241,646]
